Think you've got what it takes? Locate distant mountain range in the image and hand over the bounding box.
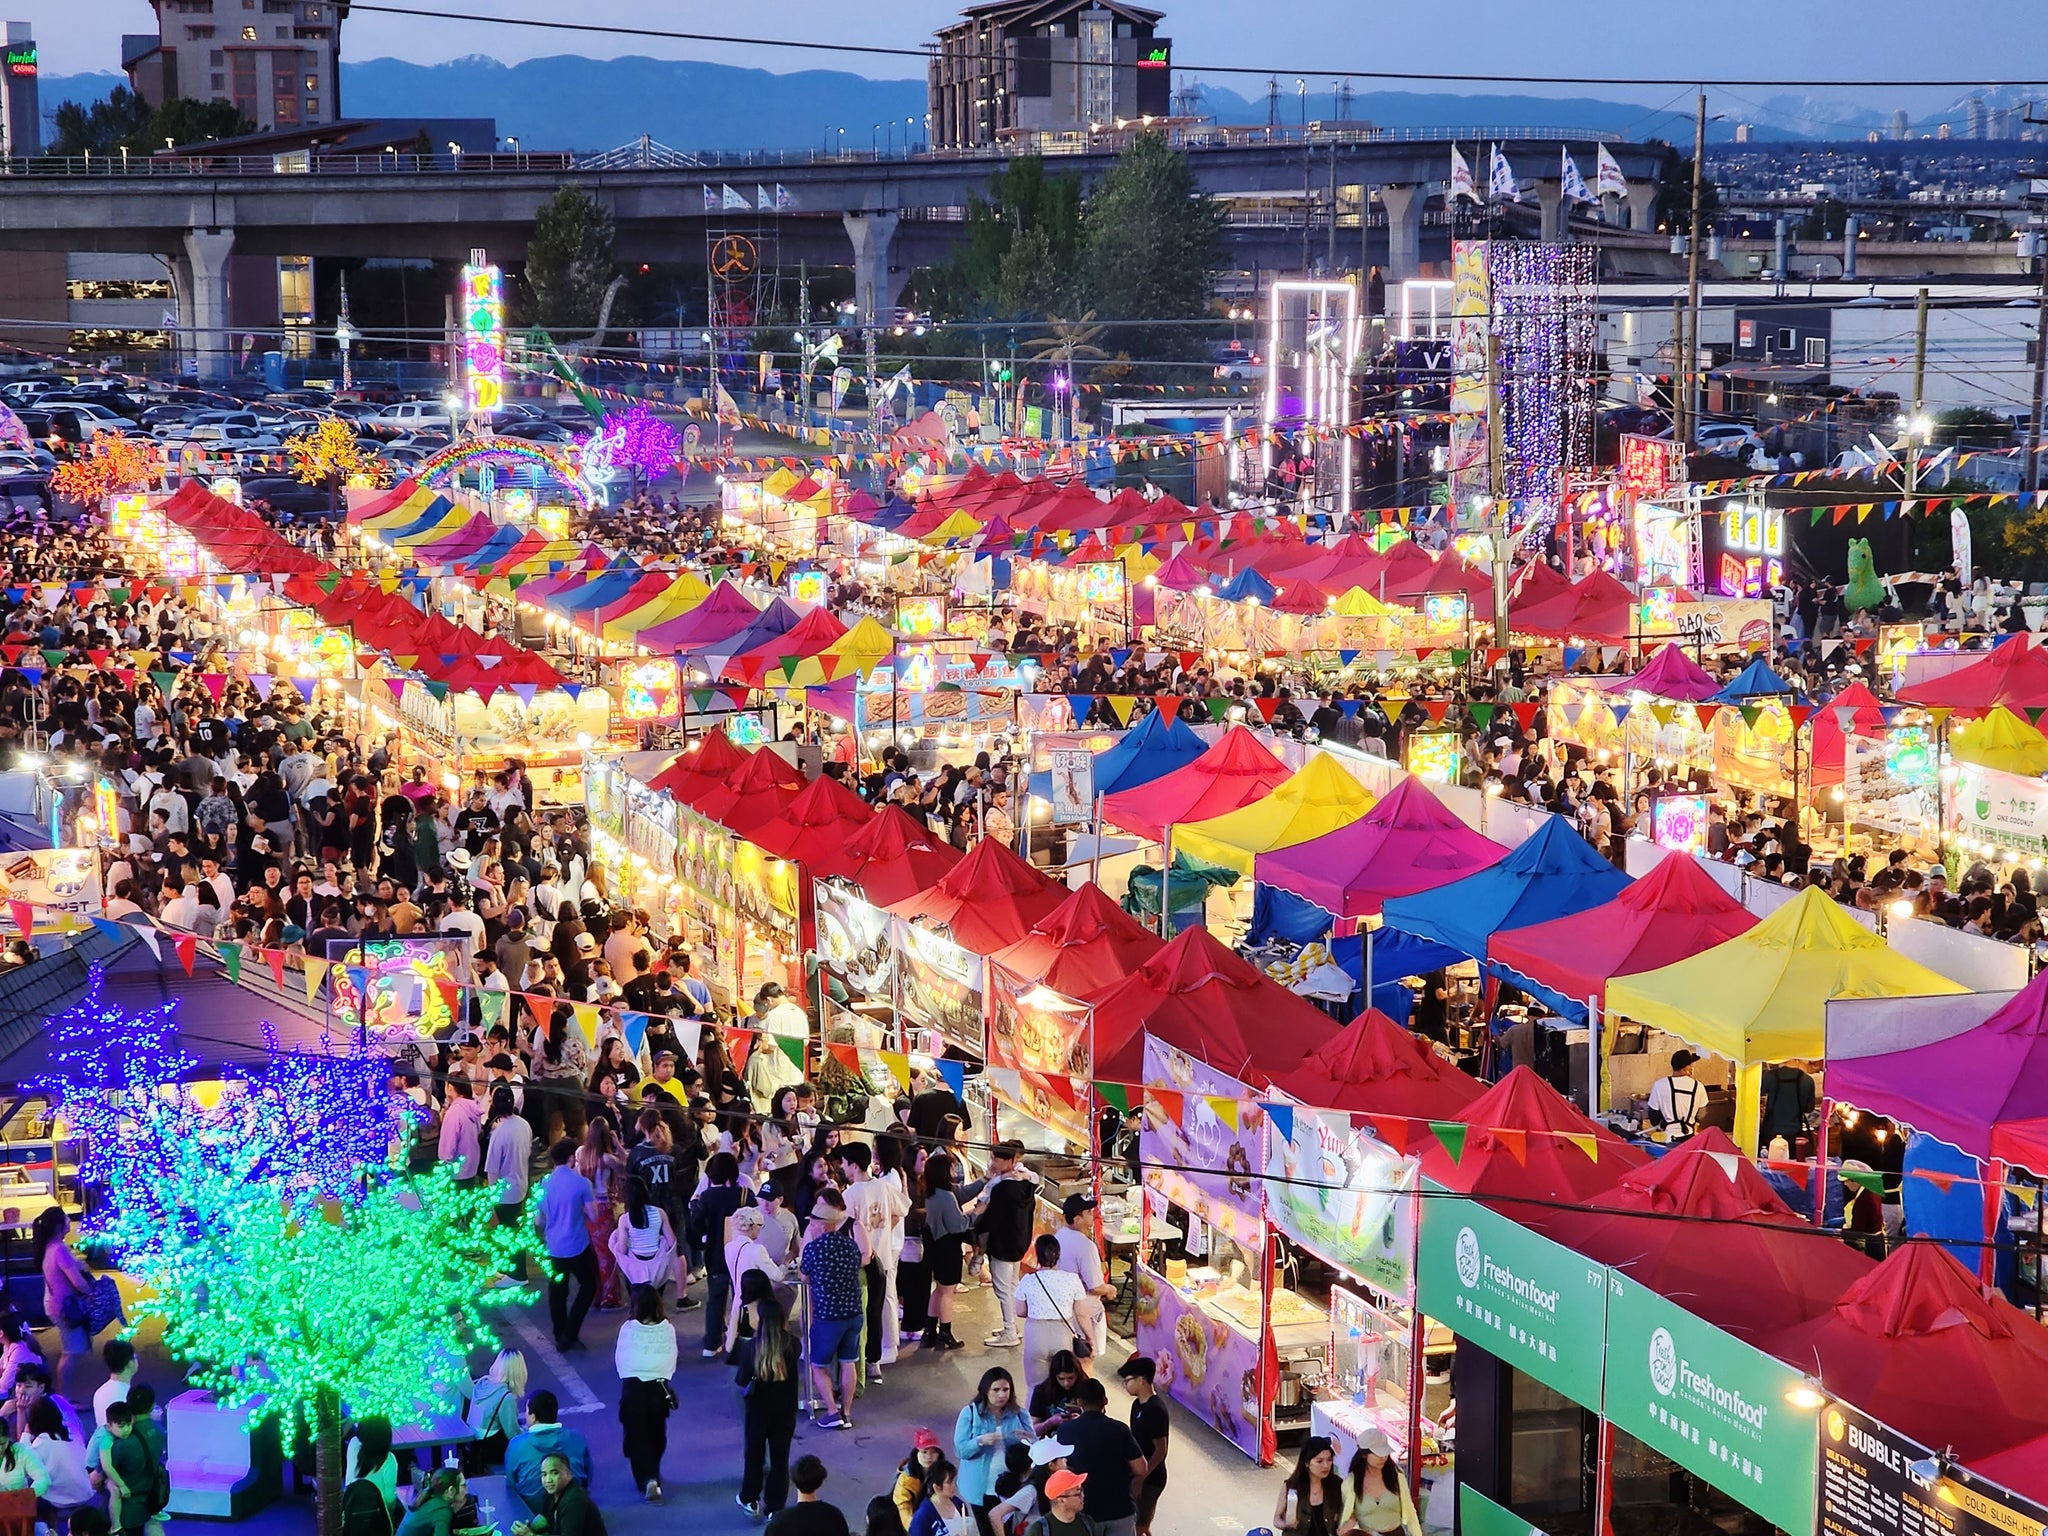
[34,56,2039,154]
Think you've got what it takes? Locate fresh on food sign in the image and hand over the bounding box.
[1417,1188,1606,1409]
[1605,1274,1819,1536]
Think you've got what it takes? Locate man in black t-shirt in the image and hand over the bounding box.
[1060,1378,1146,1535]
[762,1455,849,1536]
[1118,1356,1169,1536]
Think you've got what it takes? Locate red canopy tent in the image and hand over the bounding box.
[1962,1433,2048,1507]
[1100,726,1290,842]
[1093,926,1340,1086]
[1268,1007,1484,1121]
[1415,1067,1644,1215]
[885,836,1066,955]
[691,748,806,836]
[1255,775,1509,920]
[747,774,876,880]
[649,729,749,806]
[1270,578,1332,615]
[1602,642,1723,701]
[1487,852,1758,1012]
[1369,538,1438,599]
[836,806,963,909]
[1808,681,1888,788]
[720,605,848,687]
[1513,571,1636,643]
[1385,552,1492,604]
[989,882,1166,1002]
[1765,1242,2048,1460]
[1541,1128,1873,1341]
[1899,637,2048,712]
[1287,534,1387,594]
[1512,559,1572,605]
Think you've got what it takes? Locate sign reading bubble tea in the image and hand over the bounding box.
[462,262,504,418]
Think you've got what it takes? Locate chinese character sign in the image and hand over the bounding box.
[461,263,504,419]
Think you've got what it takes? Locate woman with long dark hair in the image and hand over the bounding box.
[614,1285,677,1503]
[1275,1436,1344,1536]
[919,1154,971,1351]
[731,1271,801,1519]
[1339,1434,1419,1536]
[953,1366,1030,1530]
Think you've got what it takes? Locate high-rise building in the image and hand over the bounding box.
[1965,96,1988,138]
[1733,122,1751,143]
[1,21,37,156]
[1890,109,1910,140]
[123,0,343,132]
[927,1,1171,151]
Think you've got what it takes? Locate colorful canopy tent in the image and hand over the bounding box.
[1381,815,1631,960]
[1764,1242,2048,1461]
[835,805,963,910]
[1825,968,2048,1164]
[747,774,875,881]
[1173,754,1377,877]
[1950,705,2048,776]
[885,836,1066,955]
[1541,1127,1873,1341]
[690,747,806,836]
[599,572,714,644]
[1898,635,2048,712]
[1711,656,1803,704]
[1092,925,1342,1086]
[1267,1007,1483,1121]
[346,477,422,523]
[634,581,764,653]
[1254,776,1509,920]
[649,729,748,806]
[1511,559,1572,606]
[1808,681,1888,788]
[1415,1066,1644,1214]
[1512,570,1634,642]
[1037,707,1210,803]
[1486,852,1759,1022]
[1099,726,1290,842]
[1608,886,1967,1152]
[1601,642,1723,701]
[721,606,848,688]
[780,616,897,688]
[989,882,1166,1003]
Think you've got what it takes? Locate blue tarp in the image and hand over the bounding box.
[1332,929,1459,1025]
[1902,1131,2017,1294]
[1712,657,1804,704]
[1215,568,1275,605]
[1027,707,1211,805]
[1381,816,1631,959]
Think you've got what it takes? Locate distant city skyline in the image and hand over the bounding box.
[14,0,2047,120]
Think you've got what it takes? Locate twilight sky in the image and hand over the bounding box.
[20,0,2048,109]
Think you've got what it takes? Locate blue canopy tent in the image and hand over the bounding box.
[1245,883,1464,1025]
[1381,816,1631,959]
[450,523,524,570]
[376,494,460,541]
[863,496,919,531]
[1026,708,1211,804]
[1711,657,1804,704]
[1215,568,1275,605]
[546,563,647,616]
[690,595,804,670]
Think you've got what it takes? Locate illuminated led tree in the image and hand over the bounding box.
[287,417,392,516]
[582,401,680,493]
[50,431,159,505]
[42,974,539,1536]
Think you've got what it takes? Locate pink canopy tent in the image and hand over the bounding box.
[1487,852,1758,1013]
[636,581,763,652]
[1100,726,1290,842]
[1541,1127,1873,1341]
[1825,966,2048,1165]
[1765,1242,2048,1461]
[1601,641,1723,701]
[1963,1432,2048,1507]
[1511,559,1572,605]
[1287,534,1387,594]
[1270,578,1331,615]
[1268,1007,1483,1121]
[1899,636,2048,712]
[1147,552,1208,592]
[1254,775,1509,920]
[1807,681,1888,788]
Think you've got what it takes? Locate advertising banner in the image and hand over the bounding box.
[1417,1187,1606,1409]
[1264,1106,1417,1300]
[732,839,801,954]
[1844,730,1938,838]
[814,881,896,1036]
[1135,1260,1267,1462]
[1047,748,1095,825]
[985,966,1092,1146]
[0,848,103,926]
[894,917,986,1058]
[1603,1273,1820,1536]
[1821,1400,2048,1536]
[1140,1035,1266,1251]
[1948,762,2048,857]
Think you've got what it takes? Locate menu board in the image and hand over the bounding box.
[1821,1400,2048,1536]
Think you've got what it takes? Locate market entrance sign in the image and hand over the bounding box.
[1416,1186,1606,1409]
[1604,1274,1820,1536]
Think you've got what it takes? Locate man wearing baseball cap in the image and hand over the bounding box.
[1026,1470,1090,1536]
[1056,1378,1146,1536]
[1055,1194,1115,1355]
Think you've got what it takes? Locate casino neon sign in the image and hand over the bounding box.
[461,261,504,419]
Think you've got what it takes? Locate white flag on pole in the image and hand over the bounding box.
[1449,146,1479,204]
[1488,144,1518,200]
[721,184,748,210]
[1596,142,1628,199]
[1561,148,1594,203]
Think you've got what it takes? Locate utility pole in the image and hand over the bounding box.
[1486,330,1508,640]
[1911,286,1930,419]
[2027,107,2048,495]
[1677,88,1707,466]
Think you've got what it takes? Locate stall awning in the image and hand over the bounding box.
[1416,1066,1644,1210]
[1173,754,1377,878]
[649,729,749,806]
[1026,707,1208,805]
[837,805,963,910]
[1950,705,2048,776]
[885,836,1066,956]
[1255,775,1509,921]
[748,774,875,881]
[1100,726,1290,843]
[1381,815,1630,960]
[989,882,1166,1004]
[1899,635,2048,712]
[1268,1006,1483,1121]
[1601,641,1723,701]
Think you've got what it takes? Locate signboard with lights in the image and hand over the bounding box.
[788,569,830,606]
[1717,500,1784,598]
[1650,793,1709,855]
[895,595,946,637]
[4,43,34,77]
[1422,593,1468,629]
[1617,433,1681,499]
[615,658,681,722]
[1137,45,1169,66]
[1405,729,1462,786]
[460,261,504,419]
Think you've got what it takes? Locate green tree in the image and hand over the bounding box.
[925,155,1083,320]
[1078,131,1224,365]
[1651,145,1721,232]
[150,96,254,148]
[46,86,152,155]
[520,183,619,330]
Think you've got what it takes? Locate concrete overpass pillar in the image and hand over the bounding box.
[1376,184,1423,286]
[1533,180,1565,242]
[1627,180,1658,233]
[843,211,903,325]
[181,228,235,381]
[1842,214,1860,278]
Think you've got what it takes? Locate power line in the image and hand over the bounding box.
[339,6,2048,91]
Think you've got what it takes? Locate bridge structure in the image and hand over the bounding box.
[0,132,1670,377]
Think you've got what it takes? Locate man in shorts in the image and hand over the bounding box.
[798,1190,872,1431]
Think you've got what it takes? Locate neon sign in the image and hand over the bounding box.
[1885,725,1935,787]
[4,44,35,78]
[896,595,946,637]
[789,570,830,606]
[1651,794,1709,855]
[1617,433,1679,499]
[460,261,504,419]
[619,658,681,722]
[1138,46,1169,66]
[1406,730,1462,785]
[1722,502,1783,556]
[1422,593,1468,629]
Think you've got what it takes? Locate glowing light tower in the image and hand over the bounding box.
[1260,280,1362,519]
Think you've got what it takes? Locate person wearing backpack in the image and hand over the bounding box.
[1759,1060,1817,1155]
[1644,1050,1705,1140]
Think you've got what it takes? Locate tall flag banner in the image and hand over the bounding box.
[1561,148,1595,203]
[713,380,742,419]
[702,184,718,211]
[774,184,794,210]
[1449,145,1479,204]
[1596,142,1628,199]
[1488,143,1518,201]
[756,185,773,210]
[722,184,749,210]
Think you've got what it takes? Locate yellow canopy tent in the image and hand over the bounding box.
[761,468,802,501]
[361,485,446,530]
[1173,753,1377,877]
[1950,705,2048,777]
[390,506,475,545]
[920,510,984,544]
[782,615,897,687]
[1332,585,1402,618]
[600,572,713,645]
[1606,884,1967,1152]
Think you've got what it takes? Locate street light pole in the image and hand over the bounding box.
[1677,88,1707,460]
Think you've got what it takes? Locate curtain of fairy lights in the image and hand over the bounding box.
[1491,242,1598,547]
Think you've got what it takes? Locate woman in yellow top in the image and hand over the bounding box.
[1339,1432,1422,1536]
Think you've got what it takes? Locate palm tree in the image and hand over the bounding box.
[1020,313,1107,439]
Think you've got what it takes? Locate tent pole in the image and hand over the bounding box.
[1362,924,1374,1017]
[1810,1096,1831,1228]
[1088,791,1105,889]
[1586,994,1600,1116]
[1735,1061,1763,1158]
[1982,1156,2007,1287]
[1159,827,1176,939]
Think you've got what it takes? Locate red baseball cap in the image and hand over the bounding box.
[1046,1471,1088,1500]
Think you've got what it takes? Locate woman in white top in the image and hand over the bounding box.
[1015,1234,1099,1397]
[721,1207,786,1354]
[24,1399,87,1515]
[0,1417,49,1497]
[614,1285,678,1503]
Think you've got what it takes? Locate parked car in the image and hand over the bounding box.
[497,418,578,444]
[164,423,285,456]
[237,475,340,515]
[366,399,452,434]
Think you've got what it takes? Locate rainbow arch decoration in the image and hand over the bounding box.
[417,436,598,508]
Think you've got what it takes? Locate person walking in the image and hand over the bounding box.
[732,1273,803,1520]
[763,1455,850,1536]
[614,1285,677,1503]
[797,1190,871,1431]
[535,1140,599,1352]
[689,1151,751,1360]
[1274,1437,1344,1536]
[1059,1380,1146,1536]
[964,1142,1037,1349]
[919,1155,971,1352]
[953,1367,1033,1529]
[1016,1236,1096,1398]
[1117,1358,1168,1536]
